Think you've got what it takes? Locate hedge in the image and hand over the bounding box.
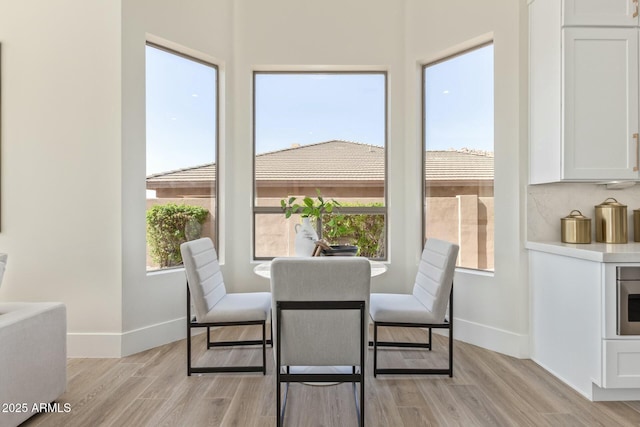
[146,203,209,268]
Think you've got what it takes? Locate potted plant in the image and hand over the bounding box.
[280,189,339,220]
[280,190,340,256]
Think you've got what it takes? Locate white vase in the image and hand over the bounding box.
[294,217,319,256]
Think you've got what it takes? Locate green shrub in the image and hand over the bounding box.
[322,202,385,258]
[146,203,209,268]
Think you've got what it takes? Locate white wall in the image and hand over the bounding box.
[121,0,234,356]
[227,0,412,295]
[0,0,123,356]
[0,0,530,358]
[403,0,530,357]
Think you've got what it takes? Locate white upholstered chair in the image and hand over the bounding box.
[369,238,459,376]
[0,252,67,426]
[270,257,371,427]
[0,253,7,288]
[180,238,271,375]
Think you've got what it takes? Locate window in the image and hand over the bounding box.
[423,43,494,271]
[145,43,218,271]
[253,72,387,260]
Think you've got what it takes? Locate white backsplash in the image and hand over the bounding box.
[527,183,640,242]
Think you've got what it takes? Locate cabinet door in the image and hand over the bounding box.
[603,340,640,388]
[563,28,639,180]
[564,0,637,27]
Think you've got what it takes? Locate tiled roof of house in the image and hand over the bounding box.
[147,163,217,187]
[425,148,494,181]
[256,140,385,182]
[146,140,493,188]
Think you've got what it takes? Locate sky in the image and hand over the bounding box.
[146,44,493,176]
[425,44,494,153]
[255,73,386,153]
[146,46,217,175]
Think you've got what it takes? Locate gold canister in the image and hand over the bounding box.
[561,210,591,244]
[595,198,627,243]
[634,210,640,242]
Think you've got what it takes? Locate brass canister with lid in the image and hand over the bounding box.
[595,198,627,243]
[634,210,640,242]
[561,210,591,244]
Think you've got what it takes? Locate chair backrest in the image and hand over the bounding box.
[180,238,227,322]
[412,238,459,322]
[270,257,371,367]
[0,253,7,289]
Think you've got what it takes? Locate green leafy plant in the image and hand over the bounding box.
[280,189,340,220]
[322,202,385,258]
[146,203,209,268]
[280,194,384,257]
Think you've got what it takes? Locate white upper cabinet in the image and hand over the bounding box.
[563,0,638,27]
[563,28,639,180]
[529,0,640,183]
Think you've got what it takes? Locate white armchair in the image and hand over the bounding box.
[0,254,7,289]
[0,302,67,427]
[0,254,67,427]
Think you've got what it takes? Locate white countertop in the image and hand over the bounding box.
[526,241,640,262]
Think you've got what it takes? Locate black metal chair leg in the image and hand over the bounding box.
[277,368,282,427]
[262,322,267,375]
[187,324,192,376]
[187,286,192,376]
[270,317,274,347]
[371,322,452,376]
[448,331,453,377]
[449,285,454,377]
[373,322,378,378]
[360,369,365,427]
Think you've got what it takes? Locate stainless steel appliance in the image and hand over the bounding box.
[617,267,640,335]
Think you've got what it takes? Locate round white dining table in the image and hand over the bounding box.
[253,259,387,279]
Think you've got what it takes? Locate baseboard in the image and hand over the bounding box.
[67,317,188,358]
[121,316,187,357]
[591,384,640,401]
[68,317,527,359]
[452,317,530,359]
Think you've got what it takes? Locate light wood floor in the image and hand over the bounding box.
[22,326,640,427]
